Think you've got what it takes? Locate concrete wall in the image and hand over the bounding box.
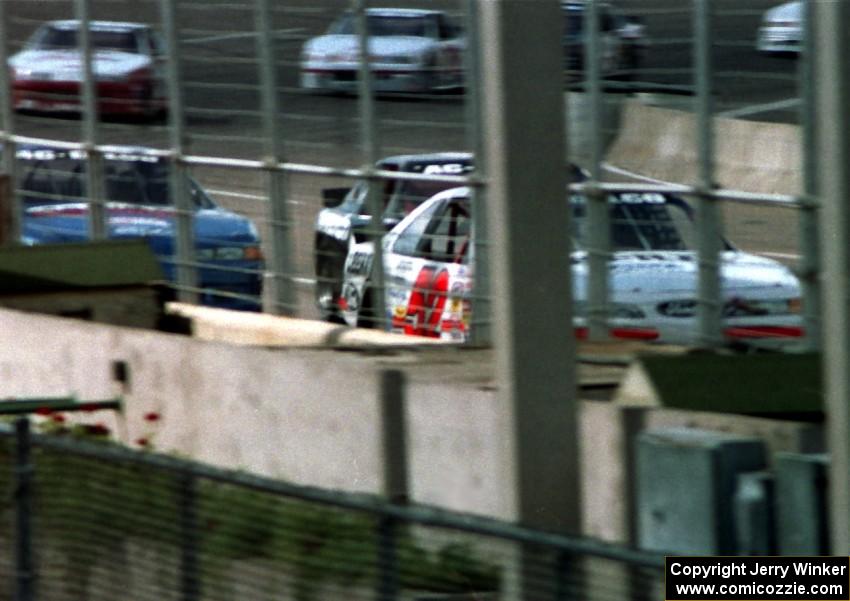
[0,307,515,518]
[606,98,801,195]
[0,307,825,542]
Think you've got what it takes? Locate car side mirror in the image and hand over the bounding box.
[322,187,350,208]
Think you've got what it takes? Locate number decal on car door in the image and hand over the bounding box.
[404,265,450,337]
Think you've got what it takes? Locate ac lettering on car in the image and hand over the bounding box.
[422,163,467,175]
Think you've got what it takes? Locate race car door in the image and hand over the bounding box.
[386,195,472,339]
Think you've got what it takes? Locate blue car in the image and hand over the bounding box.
[17,144,264,311]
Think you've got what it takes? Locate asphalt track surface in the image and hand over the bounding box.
[4,0,805,317]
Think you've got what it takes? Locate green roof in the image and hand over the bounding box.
[0,240,164,294]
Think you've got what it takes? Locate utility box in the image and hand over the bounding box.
[636,428,766,554]
[775,453,829,554]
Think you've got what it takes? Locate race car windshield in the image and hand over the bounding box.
[385,178,462,221]
[330,14,434,38]
[30,26,140,52]
[17,150,209,209]
[570,193,695,251]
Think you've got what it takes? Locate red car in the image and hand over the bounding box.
[9,20,166,118]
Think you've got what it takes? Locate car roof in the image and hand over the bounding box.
[15,143,164,163]
[379,152,473,168]
[44,20,151,32]
[365,8,445,18]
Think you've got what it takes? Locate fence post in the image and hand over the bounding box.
[797,0,820,351]
[380,369,409,505]
[693,0,722,348]
[160,0,198,304]
[256,0,296,316]
[180,472,199,601]
[0,175,13,246]
[355,0,387,330]
[14,418,33,601]
[816,0,850,555]
[376,514,399,601]
[464,0,490,346]
[75,0,107,242]
[0,0,19,246]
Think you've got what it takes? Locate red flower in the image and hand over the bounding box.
[51,414,66,424]
[135,437,150,447]
[34,407,53,416]
[143,412,161,423]
[84,423,110,437]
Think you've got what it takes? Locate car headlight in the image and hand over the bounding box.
[11,66,36,81]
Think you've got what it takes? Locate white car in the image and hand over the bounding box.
[300,8,465,94]
[339,187,804,347]
[9,20,166,117]
[757,1,802,55]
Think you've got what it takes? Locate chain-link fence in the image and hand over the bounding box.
[0,421,663,601]
[0,0,819,349]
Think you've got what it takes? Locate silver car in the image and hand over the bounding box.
[757,1,802,55]
[299,8,465,94]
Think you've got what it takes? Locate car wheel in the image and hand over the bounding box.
[314,236,347,323]
[356,286,377,329]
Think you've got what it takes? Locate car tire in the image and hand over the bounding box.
[314,235,348,323]
[356,286,377,329]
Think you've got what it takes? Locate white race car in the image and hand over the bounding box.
[9,20,166,117]
[339,187,804,346]
[300,8,465,94]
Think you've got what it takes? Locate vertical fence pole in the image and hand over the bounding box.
[355,0,387,329]
[376,514,398,601]
[798,0,820,351]
[180,472,199,601]
[694,0,722,348]
[75,0,107,241]
[479,0,580,538]
[465,0,490,346]
[380,369,409,505]
[161,0,198,304]
[554,549,572,601]
[0,0,19,245]
[256,0,295,315]
[816,0,850,555]
[14,418,33,601]
[586,0,610,341]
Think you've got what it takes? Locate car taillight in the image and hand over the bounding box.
[127,66,152,82]
[574,327,659,341]
[724,326,804,339]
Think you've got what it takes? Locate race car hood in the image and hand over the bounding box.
[9,49,150,81]
[573,251,799,300]
[23,203,259,255]
[305,35,436,60]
